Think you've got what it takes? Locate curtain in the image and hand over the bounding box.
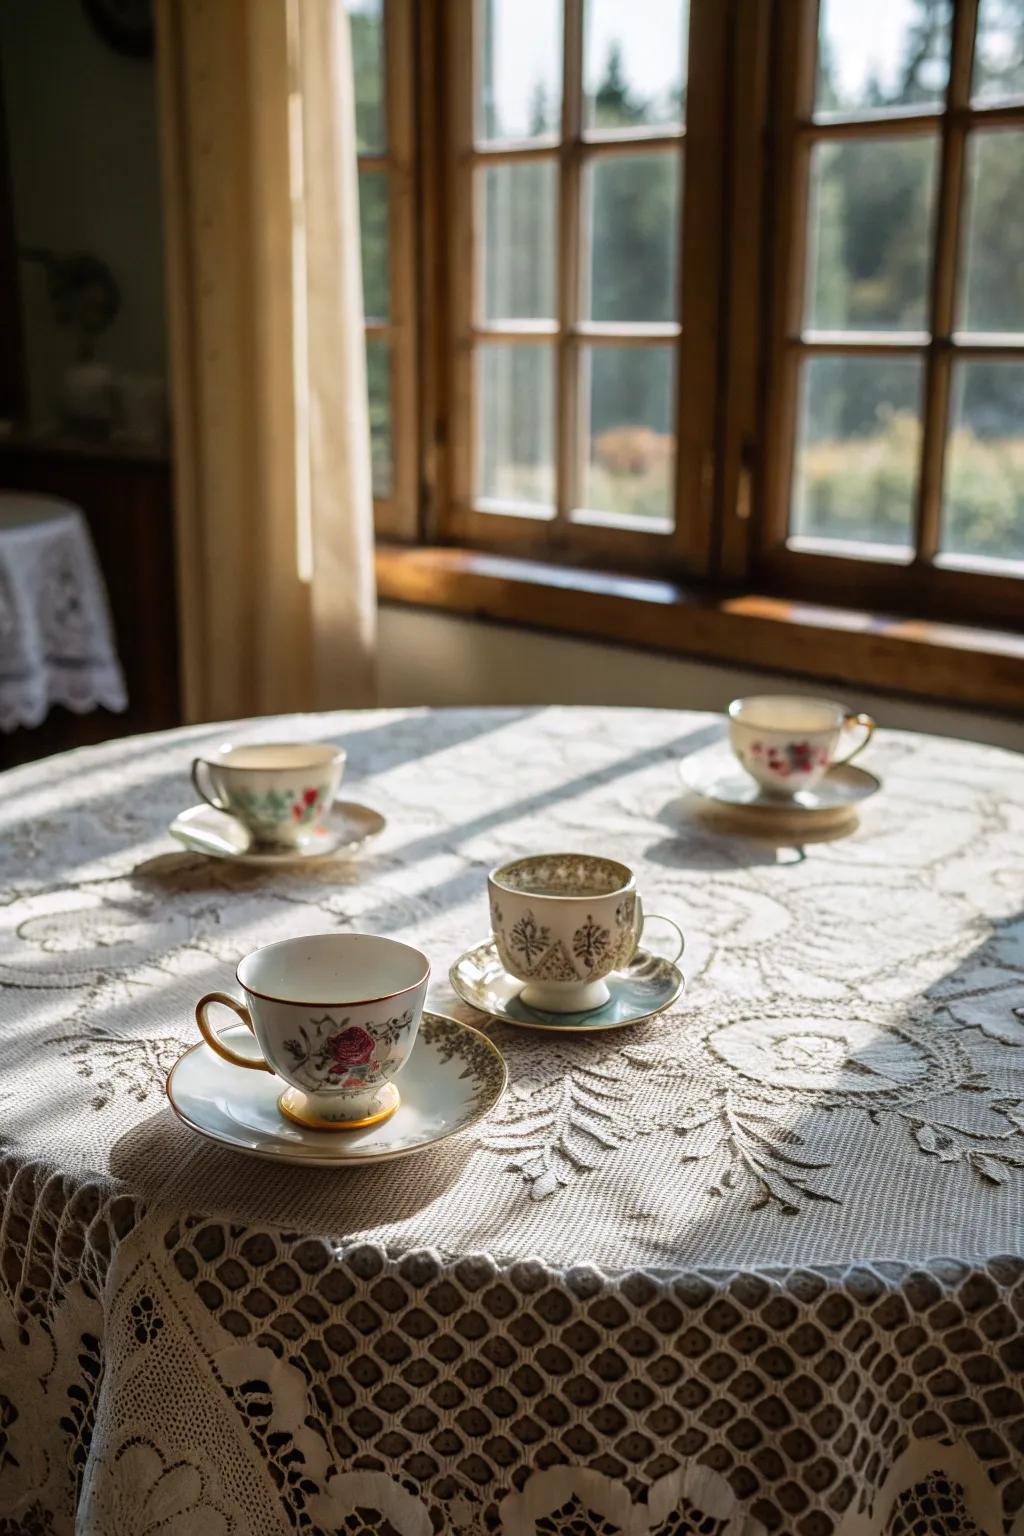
[155,0,377,722]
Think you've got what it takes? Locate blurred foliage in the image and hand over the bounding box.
[973,0,1024,101]
[365,339,392,499]
[350,2,384,152]
[799,410,1024,560]
[350,3,389,495]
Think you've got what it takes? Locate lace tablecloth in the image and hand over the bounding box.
[1,706,1022,1536]
[0,494,127,733]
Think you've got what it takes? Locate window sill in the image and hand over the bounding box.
[375,544,1024,715]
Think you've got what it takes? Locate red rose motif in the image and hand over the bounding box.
[327,1025,375,1070]
[303,787,319,807]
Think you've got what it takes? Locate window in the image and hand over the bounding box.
[353,0,1023,629]
[760,0,1024,624]
[441,0,728,573]
[348,0,418,539]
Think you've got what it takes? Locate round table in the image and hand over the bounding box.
[1,707,1022,1536]
[0,493,127,733]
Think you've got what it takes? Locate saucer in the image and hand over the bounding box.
[450,939,685,1032]
[168,800,386,864]
[166,1012,507,1166]
[680,750,879,827]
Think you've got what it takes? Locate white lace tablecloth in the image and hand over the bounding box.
[0,494,127,733]
[1,706,1023,1536]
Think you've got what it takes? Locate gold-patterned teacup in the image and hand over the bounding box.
[488,853,684,1013]
[194,933,429,1128]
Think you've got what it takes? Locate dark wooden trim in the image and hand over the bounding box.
[758,541,1024,628]
[375,543,1024,713]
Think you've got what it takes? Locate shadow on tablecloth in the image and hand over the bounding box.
[108,1105,476,1235]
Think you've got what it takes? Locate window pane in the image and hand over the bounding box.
[348,0,385,153]
[815,0,952,119]
[477,344,555,512]
[578,346,675,527]
[942,362,1024,565]
[973,0,1024,105]
[583,0,688,130]
[791,355,923,550]
[366,337,392,499]
[358,171,389,321]
[481,161,557,322]
[478,0,562,142]
[805,137,938,332]
[960,130,1024,334]
[583,152,680,323]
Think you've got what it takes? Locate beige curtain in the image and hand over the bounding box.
[156,0,377,722]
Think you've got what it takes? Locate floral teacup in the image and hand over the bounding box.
[190,741,345,848]
[488,853,684,1013]
[728,695,875,798]
[195,933,429,1128]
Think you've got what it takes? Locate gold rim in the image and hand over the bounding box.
[277,1084,400,1131]
[489,851,636,902]
[235,933,430,1008]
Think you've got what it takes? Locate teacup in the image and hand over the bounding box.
[191,742,346,847]
[195,932,429,1128]
[728,695,875,797]
[488,853,684,1013]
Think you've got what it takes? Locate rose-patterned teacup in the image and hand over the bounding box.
[190,741,345,848]
[195,933,429,1128]
[728,695,875,798]
[488,853,684,1014]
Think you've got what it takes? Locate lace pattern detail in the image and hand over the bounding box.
[0,498,126,732]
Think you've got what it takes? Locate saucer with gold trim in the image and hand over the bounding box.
[166,1011,507,1166]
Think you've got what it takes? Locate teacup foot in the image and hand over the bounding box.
[277,1081,400,1131]
[521,978,611,1014]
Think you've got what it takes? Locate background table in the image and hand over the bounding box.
[0,492,127,733]
[1,707,1022,1536]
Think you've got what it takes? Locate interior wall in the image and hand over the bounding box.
[0,0,166,431]
[378,604,1024,752]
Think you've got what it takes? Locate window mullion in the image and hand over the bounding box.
[915,0,978,566]
[554,0,584,534]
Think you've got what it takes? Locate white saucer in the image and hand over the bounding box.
[450,938,685,1032]
[168,800,386,864]
[680,750,879,827]
[166,1012,507,1166]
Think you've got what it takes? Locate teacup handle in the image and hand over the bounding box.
[195,992,274,1072]
[191,758,226,812]
[633,897,686,965]
[834,712,875,766]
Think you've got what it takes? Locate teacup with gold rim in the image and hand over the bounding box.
[195,933,429,1129]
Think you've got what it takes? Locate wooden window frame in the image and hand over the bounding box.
[437,0,728,578]
[756,0,1024,628]
[372,0,1022,711]
[360,0,418,541]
